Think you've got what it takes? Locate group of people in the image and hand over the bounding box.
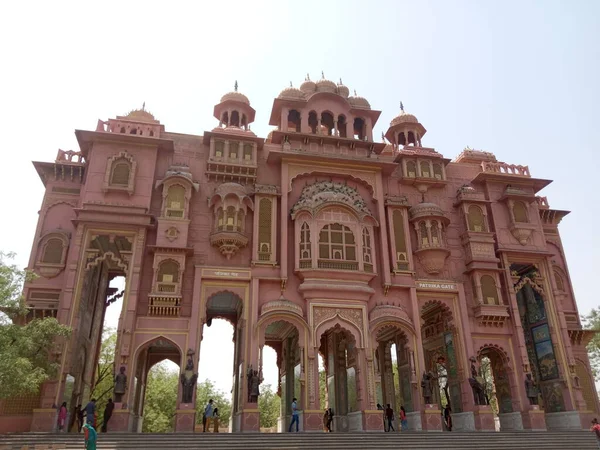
[377,404,408,432]
[201,399,220,432]
[55,398,116,450]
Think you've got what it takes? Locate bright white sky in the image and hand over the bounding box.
[1,1,598,397]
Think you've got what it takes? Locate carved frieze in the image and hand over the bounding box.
[313,306,364,341]
[288,163,377,195]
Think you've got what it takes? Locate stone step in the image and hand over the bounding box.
[1,432,598,450]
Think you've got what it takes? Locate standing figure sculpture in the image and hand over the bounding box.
[114,366,127,403]
[247,365,261,403]
[468,357,487,405]
[421,372,434,404]
[525,373,539,405]
[180,351,198,404]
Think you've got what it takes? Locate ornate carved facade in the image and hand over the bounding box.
[1,75,597,434]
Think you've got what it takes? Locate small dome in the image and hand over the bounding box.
[315,77,337,93]
[390,111,418,127]
[278,85,305,100]
[220,91,250,105]
[124,109,156,123]
[409,202,446,221]
[348,93,371,110]
[337,79,350,98]
[300,74,316,94]
[214,182,249,198]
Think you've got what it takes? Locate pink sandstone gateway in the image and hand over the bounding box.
[1,74,598,434]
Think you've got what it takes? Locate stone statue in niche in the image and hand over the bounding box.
[525,373,539,405]
[246,364,262,403]
[114,366,127,403]
[421,372,434,404]
[468,357,487,405]
[180,350,198,404]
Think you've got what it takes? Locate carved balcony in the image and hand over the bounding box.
[409,202,451,275]
[473,303,510,327]
[148,295,181,316]
[210,230,249,259]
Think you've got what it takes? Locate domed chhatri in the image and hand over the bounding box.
[390,111,419,126]
[124,108,156,123]
[299,73,316,94]
[348,89,371,109]
[214,81,256,131]
[337,78,350,98]
[220,80,250,105]
[278,82,305,100]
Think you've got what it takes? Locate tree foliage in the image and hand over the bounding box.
[258,384,280,429]
[92,328,117,419]
[0,252,71,399]
[582,308,600,381]
[142,362,179,433]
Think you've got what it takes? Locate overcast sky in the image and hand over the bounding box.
[1,0,598,397]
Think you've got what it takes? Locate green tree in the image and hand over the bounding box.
[92,328,117,419]
[582,308,600,381]
[258,384,280,429]
[142,362,179,433]
[319,369,327,409]
[0,252,71,399]
[195,379,232,428]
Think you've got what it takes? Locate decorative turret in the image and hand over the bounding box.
[385,102,426,148]
[214,81,256,131]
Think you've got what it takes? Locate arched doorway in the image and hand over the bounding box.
[374,324,414,430]
[420,300,462,414]
[477,345,514,430]
[318,324,361,432]
[131,337,182,432]
[261,320,300,432]
[200,291,243,432]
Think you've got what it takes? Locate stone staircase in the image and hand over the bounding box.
[0,431,598,450]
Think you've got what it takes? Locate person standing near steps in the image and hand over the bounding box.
[288,397,299,432]
[385,404,395,432]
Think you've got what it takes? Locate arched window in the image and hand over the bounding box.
[288,110,301,132]
[129,128,137,135]
[110,159,131,186]
[221,111,229,126]
[353,117,365,140]
[513,201,529,223]
[431,221,441,246]
[419,221,429,247]
[217,208,224,230]
[241,114,247,129]
[300,222,311,266]
[480,275,499,305]
[237,210,245,232]
[215,140,225,158]
[420,161,430,178]
[393,210,408,270]
[165,185,185,218]
[225,206,236,231]
[338,115,347,138]
[318,224,356,261]
[407,131,416,145]
[231,110,240,127]
[158,260,179,283]
[406,161,417,178]
[362,228,373,272]
[467,205,487,232]
[243,144,253,161]
[398,132,406,146]
[308,111,318,134]
[258,198,272,257]
[41,238,63,264]
[321,112,334,136]
[433,163,443,180]
[149,130,154,137]
[120,126,126,133]
[229,142,239,160]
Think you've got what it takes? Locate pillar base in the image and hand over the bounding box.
[303,410,325,432]
[522,405,546,431]
[545,410,582,430]
[109,405,132,432]
[406,411,422,431]
[30,409,56,432]
[498,411,524,430]
[348,411,363,431]
[473,405,495,431]
[452,411,475,431]
[363,410,385,431]
[175,403,196,432]
[420,404,443,432]
[239,409,260,432]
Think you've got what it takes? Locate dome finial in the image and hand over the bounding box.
[321,70,325,79]
[306,73,310,81]
[142,101,146,111]
[234,80,238,92]
[354,89,357,96]
[290,81,293,87]
[400,101,404,112]
[339,78,343,85]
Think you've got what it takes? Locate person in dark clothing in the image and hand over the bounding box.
[76,405,84,432]
[84,399,97,429]
[326,408,334,432]
[377,403,386,431]
[444,405,452,431]
[101,399,114,432]
[385,404,395,432]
